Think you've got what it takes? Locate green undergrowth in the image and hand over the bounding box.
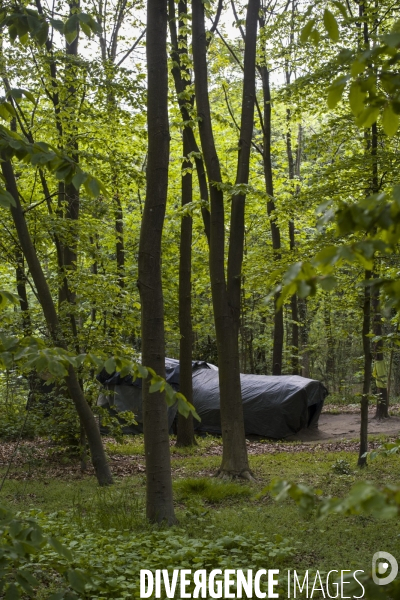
[105,434,222,457]
[1,443,400,598]
[173,477,252,503]
[27,512,296,599]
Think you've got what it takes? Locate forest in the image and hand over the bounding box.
[0,0,400,597]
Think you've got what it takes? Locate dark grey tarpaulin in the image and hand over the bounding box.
[97,360,327,438]
[191,370,327,439]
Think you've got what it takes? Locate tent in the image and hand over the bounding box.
[191,369,327,438]
[97,359,327,439]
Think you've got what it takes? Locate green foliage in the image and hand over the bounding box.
[267,478,399,520]
[173,477,252,503]
[331,458,352,475]
[0,504,92,599]
[29,511,295,598]
[72,483,145,533]
[367,438,400,461]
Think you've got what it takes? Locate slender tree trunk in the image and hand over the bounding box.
[285,95,301,375]
[115,193,125,290]
[3,159,112,485]
[15,252,31,335]
[372,280,389,418]
[168,0,211,244]
[259,63,283,375]
[298,298,310,378]
[137,0,176,523]
[192,0,259,478]
[359,270,372,467]
[177,134,197,447]
[324,302,335,391]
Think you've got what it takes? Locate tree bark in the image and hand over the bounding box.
[324,301,335,391]
[137,0,176,523]
[168,0,211,244]
[286,99,301,375]
[298,298,310,377]
[372,280,389,418]
[358,270,372,467]
[3,159,112,486]
[259,62,283,375]
[177,134,197,447]
[192,0,259,477]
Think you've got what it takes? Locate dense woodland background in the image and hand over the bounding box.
[0,0,399,401]
[0,0,400,597]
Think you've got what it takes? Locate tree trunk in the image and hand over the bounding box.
[15,252,31,335]
[372,281,389,418]
[286,96,301,375]
[298,298,310,378]
[3,159,113,486]
[324,302,335,391]
[358,270,372,467]
[289,218,299,376]
[168,0,211,245]
[192,0,259,477]
[137,0,176,523]
[259,62,283,375]
[177,133,197,447]
[115,193,125,290]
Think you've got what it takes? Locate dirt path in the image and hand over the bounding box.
[288,412,400,442]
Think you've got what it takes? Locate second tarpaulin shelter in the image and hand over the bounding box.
[191,368,327,438]
[97,359,327,439]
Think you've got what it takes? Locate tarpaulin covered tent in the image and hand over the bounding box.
[97,359,327,438]
[96,358,214,434]
[191,369,327,438]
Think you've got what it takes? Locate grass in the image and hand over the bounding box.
[105,434,222,457]
[1,435,400,597]
[173,477,252,503]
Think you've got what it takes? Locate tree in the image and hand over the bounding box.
[192,0,260,478]
[137,0,176,523]
[168,0,210,447]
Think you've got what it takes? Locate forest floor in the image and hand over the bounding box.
[1,404,399,598]
[288,407,400,442]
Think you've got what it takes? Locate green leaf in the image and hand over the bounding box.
[323,9,339,42]
[351,59,365,77]
[136,364,148,379]
[300,19,315,43]
[0,189,16,208]
[319,275,337,291]
[47,360,68,377]
[63,15,79,44]
[72,170,88,190]
[356,106,380,128]
[5,583,20,600]
[80,21,91,37]
[327,78,347,109]
[84,176,101,197]
[49,18,65,33]
[382,105,399,137]
[149,379,164,393]
[0,290,19,309]
[104,357,116,374]
[26,15,41,35]
[349,81,365,116]
[48,536,73,561]
[36,21,49,46]
[17,569,39,587]
[332,1,348,19]
[67,569,88,594]
[22,89,35,104]
[0,101,16,119]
